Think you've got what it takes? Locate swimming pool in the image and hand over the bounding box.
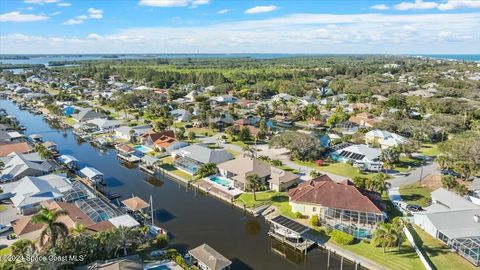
[209,176,231,187]
[134,145,154,153]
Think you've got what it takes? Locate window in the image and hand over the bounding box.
[312,207,316,212]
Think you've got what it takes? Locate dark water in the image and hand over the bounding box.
[0,100,359,270]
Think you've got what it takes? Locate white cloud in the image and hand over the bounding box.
[245,5,278,14]
[50,11,62,16]
[0,11,48,22]
[438,0,480,10]
[371,4,390,10]
[57,2,71,7]
[192,0,210,7]
[62,18,83,25]
[87,8,103,19]
[217,9,230,14]
[24,0,60,4]
[2,12,479,54]
[394,0,438,10]
[139,0,190,7]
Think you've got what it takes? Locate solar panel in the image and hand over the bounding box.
[271,215,310,234]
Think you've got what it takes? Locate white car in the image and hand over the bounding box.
[0,224,12,234]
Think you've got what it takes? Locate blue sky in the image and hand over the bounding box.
[1,0,480,54]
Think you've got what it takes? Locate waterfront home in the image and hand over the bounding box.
[0,174,73,214]
[79,166,104,184]
[172,144,233,175]
[115,144,136,155]
[42,141,57,152]
[153,134,177,150]
[189,243,232,270]
[348,112,381,128]
[140,130,175,147]
[75,255,143,270]
[170,108,192,122]
[0,141,32,156]
[217,156,298,192]
[288,175,386,239]
[10,200,116,241]
[85,118,121,132]
[0,152,51,182]
[6,131,24,141]
[114,125,151,142]
[14,86,31,94]
[72,108,107,123]
[413,188,480,266]
[365,129,406,149]
[331,144,383,172]
[57,154,79,170]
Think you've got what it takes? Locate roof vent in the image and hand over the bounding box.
[474,214,480,223]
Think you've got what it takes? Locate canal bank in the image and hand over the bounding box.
[1,99,361,270]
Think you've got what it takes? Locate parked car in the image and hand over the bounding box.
[0,224,12,234]
[441,169,461,178]
[149,249,167,258]
[219,139,227,144]
[406,204,423,212]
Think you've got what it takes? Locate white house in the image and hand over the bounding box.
[114,125,151,141]
[86,118,121,132]
[365,129,406,149]
[170,109,192,122]
[332,144,383,172]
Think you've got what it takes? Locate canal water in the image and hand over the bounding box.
[0,100,358,270]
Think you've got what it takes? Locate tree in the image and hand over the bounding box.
[112,226,142,257]
[11,239,35,257]
[32,207,69,248]
[372,222,399,253]
[70,223,86,237]
[370,173,388,194]
[187,131,196,141]
[441,175,458,190]
[195,163,217,179]
[309,170,322,178]
[269,131,324,161]
[326,107,349,127]
[246,173,262,201]
[380,148,400,170]
[238,126,251,141]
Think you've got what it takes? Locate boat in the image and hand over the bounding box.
[149,225,167,236]
[273,227,302,240]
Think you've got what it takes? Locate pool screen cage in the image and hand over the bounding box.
[451,236,480,266]
[75,197,122,223]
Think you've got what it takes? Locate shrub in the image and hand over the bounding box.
[310,215,319,226]
[330,229,354,245]
[156,234,169,248]
[295,212,305,219]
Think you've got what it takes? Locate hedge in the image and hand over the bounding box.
[330,229,354,245]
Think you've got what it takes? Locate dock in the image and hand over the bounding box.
[117,153,141,163]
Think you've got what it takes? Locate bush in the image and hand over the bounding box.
[295,212,306,219]
[156,234,169,248]
[310,215,319,226]
[330,229,354,245]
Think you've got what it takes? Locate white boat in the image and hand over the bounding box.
[273,227,302,239]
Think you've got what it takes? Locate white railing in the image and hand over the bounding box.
[403,226,433,270]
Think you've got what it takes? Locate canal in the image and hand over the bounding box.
[1,99,358,270]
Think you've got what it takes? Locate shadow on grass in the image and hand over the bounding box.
[407,225,438,270]
[271,195,289,203]
[400,194,425,202]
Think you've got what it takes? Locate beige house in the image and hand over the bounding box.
[217,156,298,192]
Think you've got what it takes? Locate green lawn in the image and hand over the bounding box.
[0,204,7,213]
[419,144,441,157]
[186,127,216,136]
[159,157,192,181]
[411,225,477,270]
[63,117,77,126]
[235,191,295,218]
[337,240,424,270]
[294,160,374,179]
[0,247,11,256]
[399,183,432,207]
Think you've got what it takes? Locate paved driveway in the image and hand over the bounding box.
[0,202,20,226]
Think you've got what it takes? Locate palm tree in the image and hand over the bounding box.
[112,226,142,257]
[391,217,406,250]
[31,207,69,248]
[70,223,86,237]
[246,173,262,201]
[195,163,217,179]
[372,222,399,253]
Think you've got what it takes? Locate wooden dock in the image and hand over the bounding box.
[268,231,315,254]
[117,153,141,163]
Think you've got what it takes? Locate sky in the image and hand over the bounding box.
[0,0,480,54]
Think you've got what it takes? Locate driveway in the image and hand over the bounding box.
[389,161,439,188]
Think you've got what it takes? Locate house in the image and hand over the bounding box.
[170,109,192,122]
[0,142,32,157]
[213,95,238,104]
[42,141,57,152]
[14,86,31,94]
[79,167,104,184]
[75,255,144,270]
[72,108,107,123]
[331,144,383,172]
[413,188,480,266]
[189,244,232,270]
[288,175,386,239]
[57,154,79,170]
[140,130,175,147]
[153,135,177,149]
[209,113,234,129]
[85,118,121,132]
[365,129,406,149]
[217,156,298,191]
[0,174,73,214]
[114,125,151,141]
[272,93,294,101]
[348,112,381,128]
[0,152,51,182]
[172,144,233,175]
[115,144,136,155]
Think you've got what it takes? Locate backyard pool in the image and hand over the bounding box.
[134,145,154,153]
[209,175,231,187]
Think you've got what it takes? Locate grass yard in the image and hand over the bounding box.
[337,240,424,270]
[186,127,217,136]
[399,183,433,207]
[235,191,295,218]
[419,144,441,157]
[0,204,6,213]
[294,160,375,179]
[411,225,477,270]
[159,157,192,181]
[63,117,77,126]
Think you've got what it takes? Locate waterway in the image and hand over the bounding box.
[0,99,359,270]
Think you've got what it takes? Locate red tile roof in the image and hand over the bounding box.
[0,142,32,157]
[288,175,385,214]
[140,130,175,143]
